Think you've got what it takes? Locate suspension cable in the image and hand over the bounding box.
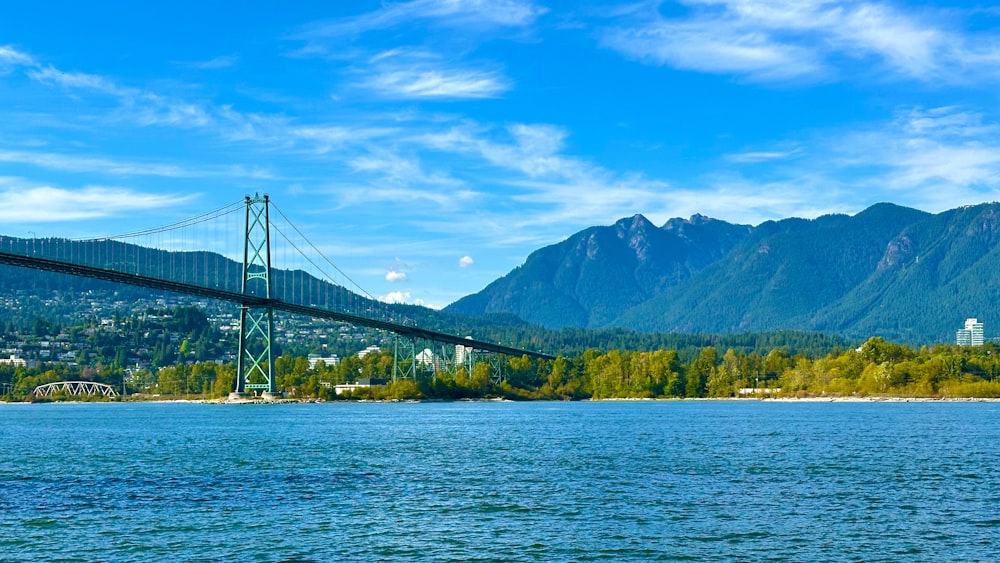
[269,202,378,302]
[74,199,246,242]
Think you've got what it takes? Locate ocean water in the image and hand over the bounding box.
[1,400,998,562]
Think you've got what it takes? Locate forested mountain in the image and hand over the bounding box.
[447,213,751,328]
[447,202,1000,344]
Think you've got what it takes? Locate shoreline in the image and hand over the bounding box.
[5,395,1000,405]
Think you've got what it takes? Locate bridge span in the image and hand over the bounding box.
[0,250,552,361]
[1,195,555,398]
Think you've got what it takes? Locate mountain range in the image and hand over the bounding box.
[446,202,1000,344]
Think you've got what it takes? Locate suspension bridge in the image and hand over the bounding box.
[0,195,552,399]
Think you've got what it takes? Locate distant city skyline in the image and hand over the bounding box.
[3,1,1000,307]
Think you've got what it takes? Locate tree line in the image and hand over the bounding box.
[6,335,1000,401]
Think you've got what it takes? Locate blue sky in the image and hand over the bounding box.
[2,1,1000,308]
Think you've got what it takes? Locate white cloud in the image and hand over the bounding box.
[603,16,822,80]
[0,184,194,222]
[334,185,478,211]
[420,122,574,177]
[600,0,1000,83]
[399,0,548,28]
[0,148,276,179]
[357,48,511,99]
[0,148,187,177]
[726,148,802,163]
[28,65,130,96]
[0,45,35,67]
[23,63,222,131]
[345,149,468,195]
[363,66,509,99]
[125,94,214,128]
[848,107,1000,199]
[177,55,239,70]
[414,121,681,231]
[381,290,411,303]
[379,290,441,310]
[3,49,400,159]
[700,106,1000,222]
[459,255,474,267]
[299,0,547,39]
[292,125,397,151]
[386,270,409,282]
[401,104,1000,238]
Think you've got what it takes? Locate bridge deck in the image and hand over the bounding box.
[0,251,554,360]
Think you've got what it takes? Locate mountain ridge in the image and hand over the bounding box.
[446,202,1000,343]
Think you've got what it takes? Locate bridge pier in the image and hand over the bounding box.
[227,390,283,401]
[392,334,417,382]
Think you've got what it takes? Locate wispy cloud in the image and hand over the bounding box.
[0,149,188,177]
[0,148,277,180]
[354,46,511,100]
[842,107,1000,206]
[404,105,1000,236]
[419,122,574,177]
[706,106,1000,220]
[24,63,219,130]
[298,0,547,40]
[362,63,510,99]
[1,48,395,159]
[459,255,474,267]
[289,124,400,154]
[603,12,823,80]
[123,94,214,128]
[413,121,691,237]
[600,0,1000,83]
[291,2,530,101]
[726,148,802,163]
[332,184,478,211]
[174,55,239,70]
[0,183,194,222]
[28,65,129,95]
[0,45,35,67]
[347,149,466,190]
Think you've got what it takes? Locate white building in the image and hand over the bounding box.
[455,337,474,367]
[307,354,340,369]
[956,318,985,346]
[0,354,26,367]
[416,348,435,368]
[357,345,381,359]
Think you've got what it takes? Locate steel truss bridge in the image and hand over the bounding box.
[31,381,119,399]
[0,195,552,399]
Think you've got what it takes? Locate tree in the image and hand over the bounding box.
[686,347,716,398]
[707,349,740,397]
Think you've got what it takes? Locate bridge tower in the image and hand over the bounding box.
[232,194,279,399]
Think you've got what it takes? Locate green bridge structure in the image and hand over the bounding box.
[0,195,553,399]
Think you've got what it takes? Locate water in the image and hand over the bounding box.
[1,401,999,562]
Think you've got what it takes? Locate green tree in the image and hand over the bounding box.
[685,347,716,398]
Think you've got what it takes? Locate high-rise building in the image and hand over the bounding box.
[956,318,984,346]
[456,337,474,367]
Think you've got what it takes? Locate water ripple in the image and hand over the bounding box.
[2,401,1000,561]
